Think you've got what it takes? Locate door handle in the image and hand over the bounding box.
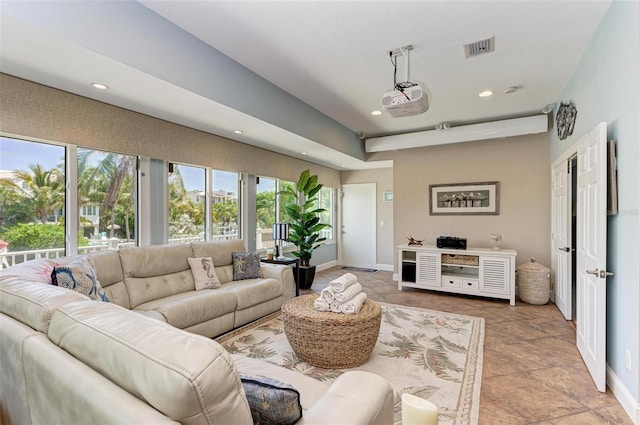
[558,247,571,252]
[586,269,615,278]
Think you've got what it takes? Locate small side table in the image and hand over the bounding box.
[260,257,300,296]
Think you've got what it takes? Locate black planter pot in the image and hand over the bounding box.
[294,265,316,290]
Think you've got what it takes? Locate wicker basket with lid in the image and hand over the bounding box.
[516,258,550,305]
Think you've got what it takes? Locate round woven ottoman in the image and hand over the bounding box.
[281,294,381,369]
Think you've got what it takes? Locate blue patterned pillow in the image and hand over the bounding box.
[239,373,302,425]
[53,257,110,302]
[232,251,263,280]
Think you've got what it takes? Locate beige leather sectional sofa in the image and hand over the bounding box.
[0,240,394,425]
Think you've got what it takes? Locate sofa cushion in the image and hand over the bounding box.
[223,278,284,310]
[232,251,263,280]
[240,373,302,425]
[191,240,245,267]
[47,301,253,425]
[213,264,235,285]
[119,244,194,278]
[119,244,195,308]
[53,257,110,302]
[124,270,195,309]
[135,289,237,330]
[188,257,222,290]
[0,280,89,333]
[88,250,129,309]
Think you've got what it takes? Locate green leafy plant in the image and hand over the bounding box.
[0,223,88,251]
[279,170,331,267]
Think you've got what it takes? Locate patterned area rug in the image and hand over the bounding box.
[217,302,484,425]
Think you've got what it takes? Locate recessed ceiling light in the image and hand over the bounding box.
[91,83,109,90]
[341,165,347,168]
[301,152,308,155]
[478,90,494,97]
[233,130,243,134]
[371,110,382,116]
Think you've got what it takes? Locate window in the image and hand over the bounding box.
[256,177,276,249]
[168,163,205,243]
[0,137,66,265]
[77,148,137,249]
[317,186,335,242]
[277,180,296,249]
[211,170,239,240]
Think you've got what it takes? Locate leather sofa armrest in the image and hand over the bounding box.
[298,371,394,425]
[260,264,295,296]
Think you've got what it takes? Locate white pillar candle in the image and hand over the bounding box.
[401,393,438,425]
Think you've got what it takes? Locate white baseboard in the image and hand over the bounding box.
[316,260,338,272]
[376,263,393,272]
[607,364,639,424]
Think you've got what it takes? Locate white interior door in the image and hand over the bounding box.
[341,183,376,269]
[552,159,572,320]
[576,122,608,392]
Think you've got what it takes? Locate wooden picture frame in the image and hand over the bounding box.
[429,181,499,215]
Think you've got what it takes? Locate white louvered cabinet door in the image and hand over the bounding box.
[479,256,509,295]
[416,252,440,287]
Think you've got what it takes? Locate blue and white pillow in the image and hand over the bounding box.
[239,373,302,425]
[232,251,263,281]
[53,257,110,302]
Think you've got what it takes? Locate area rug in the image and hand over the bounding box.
[216,302,484,425]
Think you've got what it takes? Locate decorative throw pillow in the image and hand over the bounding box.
[53,257,110,302]
[239,373,302,425]
[187,257,222,290]
[232,251,263,281]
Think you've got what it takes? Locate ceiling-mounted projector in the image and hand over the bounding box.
[381,85,429,118]
[381,44,429,118]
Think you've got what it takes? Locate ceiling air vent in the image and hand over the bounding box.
[464,36,495,58]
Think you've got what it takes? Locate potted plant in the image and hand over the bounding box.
[279,170,331,289]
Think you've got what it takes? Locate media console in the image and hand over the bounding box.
[397,244,518,305]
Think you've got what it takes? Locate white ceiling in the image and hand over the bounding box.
[0,1,611,170]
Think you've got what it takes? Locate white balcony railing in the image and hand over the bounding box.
[0,234,239,269]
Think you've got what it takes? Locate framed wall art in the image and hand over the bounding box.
[429,181,499,215]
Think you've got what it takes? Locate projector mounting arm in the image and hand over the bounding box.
[390,45,417,98]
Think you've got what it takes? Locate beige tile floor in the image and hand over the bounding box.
[303,267,632,425]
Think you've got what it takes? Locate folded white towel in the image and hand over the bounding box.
[330,300,343,313]
[334,282,363,303]
[341,292,368,314]
[320,286,335,303]
[329,273,358,292]
[314,297,330,312]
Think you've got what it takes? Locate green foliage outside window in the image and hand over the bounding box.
[0,223,88,252]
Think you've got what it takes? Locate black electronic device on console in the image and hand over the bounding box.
[436,236,467,250]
